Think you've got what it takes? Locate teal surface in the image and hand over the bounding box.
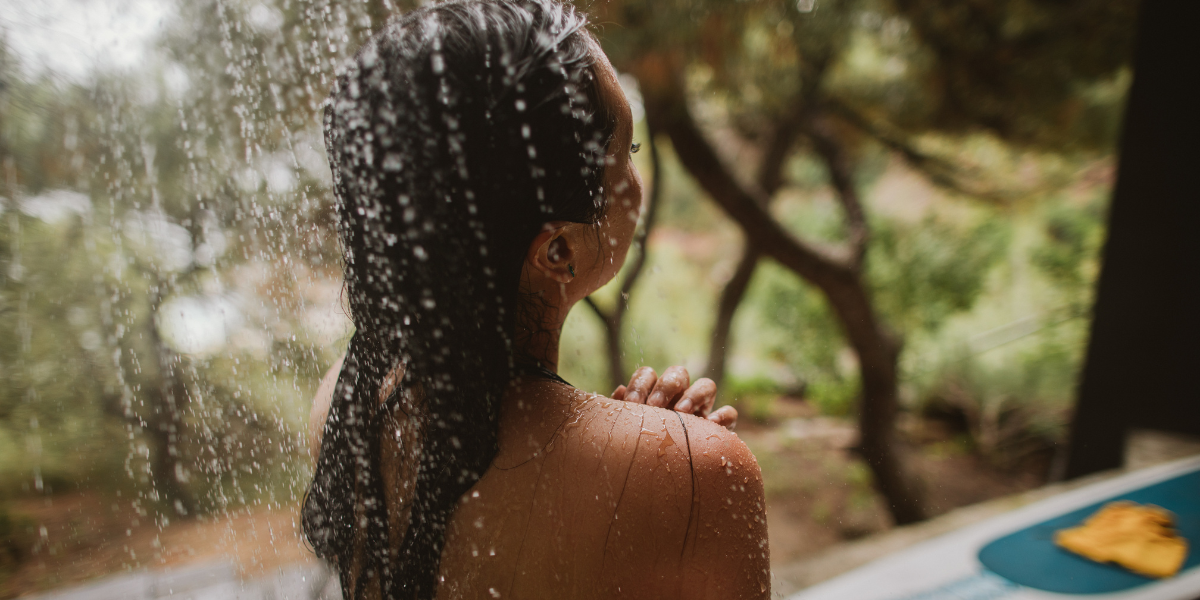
[977,468,1199,594]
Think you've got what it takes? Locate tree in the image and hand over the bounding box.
[0,0,412,517]
[592,0,1136,524]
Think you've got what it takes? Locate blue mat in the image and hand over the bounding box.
[978,468,1199,594]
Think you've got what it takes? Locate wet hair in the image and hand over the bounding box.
[302,1,616,598]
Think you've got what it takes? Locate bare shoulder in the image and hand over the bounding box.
[566,399,769,599]
[676,414,770,598]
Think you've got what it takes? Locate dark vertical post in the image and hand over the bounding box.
[1064,0,1200,478]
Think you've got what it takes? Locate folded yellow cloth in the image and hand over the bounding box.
[1055,501,1188,578]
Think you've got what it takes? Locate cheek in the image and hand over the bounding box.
[617,168,643,224]
[601,205,638,268]
[598,162,643,263]
[611,191,640,242]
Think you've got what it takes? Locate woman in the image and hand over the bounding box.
[304,1,769,598]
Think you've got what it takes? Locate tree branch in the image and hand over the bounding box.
[756,113,803,199]
[635,54,927,523]
[704,243,759,387]
[582,295,607,322]
[804,108,870,269]
[758,54,829,198]
[702,56,835,387]
[824,97,1019,203]
[639,86,852,284]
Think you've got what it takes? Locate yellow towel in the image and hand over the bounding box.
[1055,501,1188,578]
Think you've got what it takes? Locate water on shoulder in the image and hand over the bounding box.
[437,385,701,599]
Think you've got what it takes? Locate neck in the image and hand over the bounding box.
[513,299,569,373]
[514,324,563,372]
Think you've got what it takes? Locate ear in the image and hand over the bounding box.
[526,221,575,284]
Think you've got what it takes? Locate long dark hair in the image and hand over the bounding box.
[302,1,616,598]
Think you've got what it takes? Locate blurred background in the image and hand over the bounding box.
[0,0,1145,596]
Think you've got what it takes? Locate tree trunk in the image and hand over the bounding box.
[821,277,925,524]
[702,98,802,392]
[704,242,760,393]
[147,287,197,517]
[635,54,928,524]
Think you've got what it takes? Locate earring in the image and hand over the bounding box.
[568,264,576,278]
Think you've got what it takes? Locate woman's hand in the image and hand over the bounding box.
[611,366,738,430]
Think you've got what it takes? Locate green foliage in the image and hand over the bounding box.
[652,138,730,233]
[734,258,864,416]
[888,0,1138,148]
[736,198,1008,417]
[600,0,1134,151]
[0,0,367,515]
[869,214,1011,334]
[0,211,126,492]
[740,261,843,385]
[0,0,1131,543]
[1031,194,1107,313]
[807,378,861,417]
[901,193,1107,465]
[722,373,783,422]
[723,373,783,398]
[914,332,1081,466]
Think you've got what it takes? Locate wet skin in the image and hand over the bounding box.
[436,42,768,599]
[311,371,769,599]
[436,380,769,599]
[310,39,769,599]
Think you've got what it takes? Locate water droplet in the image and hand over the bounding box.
[658,428,676,457]
[515,99,526,112]
[383,153,403,171]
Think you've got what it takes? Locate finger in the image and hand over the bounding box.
[647,366,689,408]
[623,367,658,404]
[707,405,738,430]
[675,378,716,415]
[611,385,628,400]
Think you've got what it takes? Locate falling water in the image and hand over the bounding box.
[0,0,394,594]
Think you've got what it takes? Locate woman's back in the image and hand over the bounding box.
[436,382,769,599]
[312,365,770,599]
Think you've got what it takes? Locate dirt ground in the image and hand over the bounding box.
[737,397,1049,567]
[0,399,1049,599]
[0,496,316,598]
